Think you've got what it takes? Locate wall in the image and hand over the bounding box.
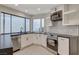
[49,21,79,36]
[44,4,79,36]
[0,5,31,18]
[32,13,49,19]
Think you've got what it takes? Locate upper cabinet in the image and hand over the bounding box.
[45,16,52,27]
[63,4,79,25]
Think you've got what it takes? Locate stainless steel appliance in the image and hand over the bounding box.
[47,34,58,51]
[11,35,21,52]
[51,10,62,21]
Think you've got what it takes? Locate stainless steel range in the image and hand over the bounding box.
[47,34,58,52]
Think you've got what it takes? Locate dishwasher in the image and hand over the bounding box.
[11,35,21,52]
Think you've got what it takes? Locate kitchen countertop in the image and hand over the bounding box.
[47,33,79,40]
[11,32,79,38]
[51,33,79,38]
[0,32,48,49]
[11,32,48,36]
[0,32,79,49]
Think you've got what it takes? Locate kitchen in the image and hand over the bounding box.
[0,4,79,55]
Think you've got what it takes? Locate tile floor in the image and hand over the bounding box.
[13,45,55,55]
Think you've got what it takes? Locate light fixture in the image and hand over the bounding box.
[25,10,28,13]
[15,4,19,6]
[37,8,40,11]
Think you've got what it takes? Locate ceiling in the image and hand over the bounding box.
[2,4,58,15]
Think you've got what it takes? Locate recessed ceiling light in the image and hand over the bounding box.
[15,4,19,6]
[25,10,28,13]
[37,8,40,11]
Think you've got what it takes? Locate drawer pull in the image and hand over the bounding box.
[61,39,64,40]
[26,38,28,40]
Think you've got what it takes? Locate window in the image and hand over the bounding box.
[0,12,31,48]
[42,18,44,28]
[41,18,44,32]
[33,19,41,32]
[4,34,11,47]
[5,14,10,33]
[32,18,44,32]
[0,13,11,47]
[0,13,4,33]
[0,13,4,46]
[26,19,30,32]
[12,16,25,32]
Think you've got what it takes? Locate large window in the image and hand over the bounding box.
[0,13,4,33]
[42,18,44,28]
[33,19,41,32]
[32,18,44,32]
[26,19,30,32]
[5,14,11,33]
[12,16,25,32]
[0,13,4,46]
[0,12,31,48]
[41,18,44,32]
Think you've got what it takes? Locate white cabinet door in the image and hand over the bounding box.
[32,34,47,47]
[36,34,41,45]
[21,35,27,49]
[40,34,47,47]
[32,34,38,44]
[58,37,69,55]
[63,4,79,25]
[21,34,32,49]
[27,34,33,44]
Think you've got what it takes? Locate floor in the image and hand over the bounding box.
[13,45,55,55]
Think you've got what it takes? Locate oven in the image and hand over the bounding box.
[47,35,58,51]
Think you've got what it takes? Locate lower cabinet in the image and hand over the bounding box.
[21,34,32,49]
[32,34,40,44]
[40,34,47,47]
[58,36,78,55]
[32,34,47,47]
[20,34,47,49]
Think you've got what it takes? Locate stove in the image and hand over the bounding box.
[47,34,58,52]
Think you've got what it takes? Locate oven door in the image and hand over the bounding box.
[47,38,58,51]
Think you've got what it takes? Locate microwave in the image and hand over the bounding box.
[51,10,62,21]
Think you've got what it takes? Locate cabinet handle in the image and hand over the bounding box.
[26,38,28,40]
[61,38,64,40]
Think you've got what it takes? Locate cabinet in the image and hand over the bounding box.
[40,34,47,47]
[58,37,69,55]
[32,34,47,47]
[45,16,52,27]
[63,4,79,25]
[21,34,32,49]
[21,34,47,49]
[32,34,39,44]
[58,36,78,55]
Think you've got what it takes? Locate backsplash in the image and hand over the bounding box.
[49,21,79,36]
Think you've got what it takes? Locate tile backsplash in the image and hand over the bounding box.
[49,21,79,36]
